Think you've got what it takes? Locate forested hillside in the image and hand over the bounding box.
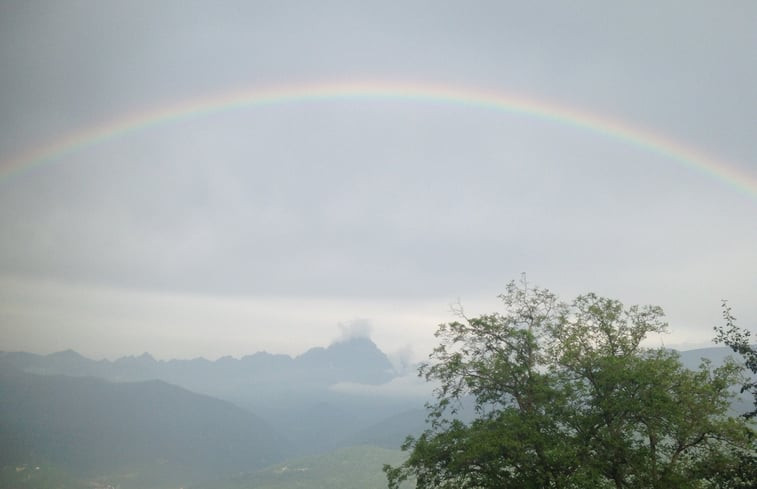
[0,369,289,487]
[0,337,425,456]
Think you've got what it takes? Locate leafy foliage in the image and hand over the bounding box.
[714,301,757,419]
[707,302,757,488]
[385,279,753,489]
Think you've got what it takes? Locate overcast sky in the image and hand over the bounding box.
[0,1,755,361]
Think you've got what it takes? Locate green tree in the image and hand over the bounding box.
[385,279,752,489]
[714,301,757,419]
[705,302,757,488]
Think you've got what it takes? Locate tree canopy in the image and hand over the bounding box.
[708,302,757,488]
[385,279,754,489]
[714,301,757,420]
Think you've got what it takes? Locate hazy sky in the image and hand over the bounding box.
[0,1,755,361]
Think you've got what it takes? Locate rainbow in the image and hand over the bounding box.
[1,80,755,199]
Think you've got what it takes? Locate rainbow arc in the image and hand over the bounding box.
[1,81,755,199]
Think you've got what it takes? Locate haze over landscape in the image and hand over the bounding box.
[1,336,749,488]
[0,2,756,488]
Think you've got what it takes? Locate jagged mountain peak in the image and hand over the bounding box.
[47,349,85,359]
[295,336,394,385]
[1,336,397,388]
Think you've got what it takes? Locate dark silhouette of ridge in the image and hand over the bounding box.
[0,368,289,483]
[0,336,396,387]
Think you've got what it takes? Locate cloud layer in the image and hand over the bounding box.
[0,1,755,358]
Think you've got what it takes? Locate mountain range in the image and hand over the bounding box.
[0,339,751,488]
[0,338,425,465]
[0,336,396,390]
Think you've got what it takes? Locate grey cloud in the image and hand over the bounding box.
[329,372,434,400]
[0,0,754,357]
[337,319,373,342]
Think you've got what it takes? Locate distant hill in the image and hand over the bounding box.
[0,369,290,487]
[345,408,427,449]
[0,337,396,394]
[0,338,415,457]
[3,342,751,462]
[5,342,745,393]
[676,346,754,371]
